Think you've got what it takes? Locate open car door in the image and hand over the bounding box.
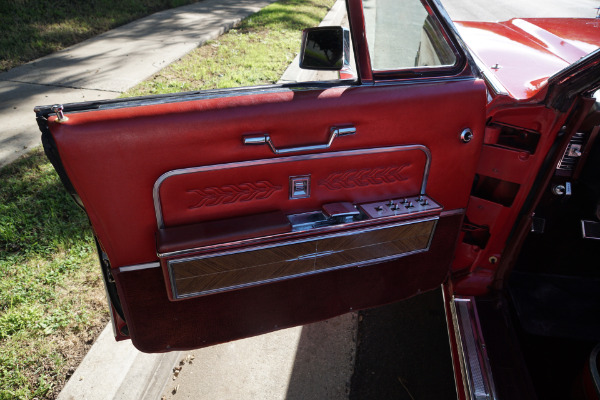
[35,0,486,352]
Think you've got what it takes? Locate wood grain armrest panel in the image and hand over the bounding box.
[165,217,437,300]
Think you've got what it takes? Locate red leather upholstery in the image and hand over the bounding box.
[49,78,486,351]
[50,80,486,268]
[159,147,427,227]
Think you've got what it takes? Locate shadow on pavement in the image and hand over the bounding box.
[350,288,457,400]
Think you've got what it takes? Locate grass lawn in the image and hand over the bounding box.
[1,0,335,398]
[0,0,199,72]
[0,149,108,399]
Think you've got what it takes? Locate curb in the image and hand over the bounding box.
[57,325,181,400]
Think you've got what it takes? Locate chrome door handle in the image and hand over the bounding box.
[243,126,356,154]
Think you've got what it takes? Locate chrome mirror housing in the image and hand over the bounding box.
[299,26,350,71]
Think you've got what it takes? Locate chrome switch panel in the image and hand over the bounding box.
[359,195,441,219]
[289,175,311,199]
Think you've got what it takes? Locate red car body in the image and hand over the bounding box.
[36,1,600,398]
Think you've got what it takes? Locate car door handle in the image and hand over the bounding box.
[243,126,356,154]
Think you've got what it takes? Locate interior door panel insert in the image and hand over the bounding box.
[153,145,432,229]
[154,145,441,300]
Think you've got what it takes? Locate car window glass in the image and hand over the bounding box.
[363,0,457,71]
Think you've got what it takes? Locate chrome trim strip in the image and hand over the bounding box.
[156,200,440,258]
[119,262,161,273]
[363,75,475,87]
[296,250,340,260]
[157,205,441,258]
[168,216,438,299]
[451,297,497,400]
[469,52,509,97]
[35,84,350,115]
[153,145,432,229]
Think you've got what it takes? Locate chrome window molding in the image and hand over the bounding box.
[468,52,509,97]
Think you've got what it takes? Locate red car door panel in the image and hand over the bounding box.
[47,78,486,351]
[115,213,462,352]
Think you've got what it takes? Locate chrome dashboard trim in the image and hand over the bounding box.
[153,145,432,229]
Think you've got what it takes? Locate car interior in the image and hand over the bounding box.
[472,94,600,400]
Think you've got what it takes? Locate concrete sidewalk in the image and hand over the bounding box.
[0,0,275,168]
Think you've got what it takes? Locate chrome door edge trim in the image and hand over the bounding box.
[119,261,161,273]
[153,145,432,229]
[451,296,497,400]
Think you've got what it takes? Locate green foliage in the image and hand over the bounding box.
[0,0,199,71]
[0,149,106,398]
[0,151,90,256]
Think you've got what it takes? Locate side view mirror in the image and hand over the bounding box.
[299,26,351,71]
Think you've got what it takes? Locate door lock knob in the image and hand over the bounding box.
[460,128,473,143]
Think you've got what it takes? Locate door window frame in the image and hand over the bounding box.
[346,0,471,84]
